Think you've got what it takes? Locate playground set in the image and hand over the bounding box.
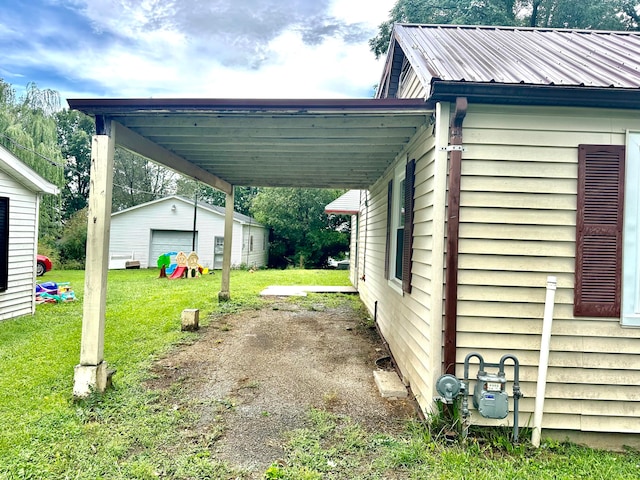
[157,251,208,279]
[35,281,76,304]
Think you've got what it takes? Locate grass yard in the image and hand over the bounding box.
[0,268,639,479]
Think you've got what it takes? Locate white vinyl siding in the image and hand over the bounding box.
[241,224,268,268]
[109,197,267,269]
[356,105,448,413]
[397,67,426,99]
[0,172,39,321]
[454,104,640,434]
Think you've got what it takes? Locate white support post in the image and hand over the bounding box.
[218,188,234,301]
[73,125,115,397]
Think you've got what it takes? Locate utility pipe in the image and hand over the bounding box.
[532,275,557,447]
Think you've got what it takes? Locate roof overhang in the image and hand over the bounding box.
[68,98,433,191]
[430,81,640,109]
[0,143,59,195]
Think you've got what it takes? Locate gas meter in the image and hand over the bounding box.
[473,370,508,419]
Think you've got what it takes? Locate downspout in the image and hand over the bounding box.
[444,97,468,375]
[360,189,368,282]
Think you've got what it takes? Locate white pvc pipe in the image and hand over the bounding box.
[532,275,557,448]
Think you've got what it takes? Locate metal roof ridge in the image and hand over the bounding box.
[395,23,640,35]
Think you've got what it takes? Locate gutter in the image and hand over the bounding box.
[430,81,640,110]
[444,97,467,375]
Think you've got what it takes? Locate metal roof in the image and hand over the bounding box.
[384,24,640,102]
[68,98,432,191]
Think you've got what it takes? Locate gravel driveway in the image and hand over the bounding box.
[147,297,418,477]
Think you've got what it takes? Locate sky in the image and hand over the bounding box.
[0,0,396,105]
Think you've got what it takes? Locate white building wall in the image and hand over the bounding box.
[240,223,268,268]
[356,109,449,414]
[0,171,38,320]
[109,197,266,269]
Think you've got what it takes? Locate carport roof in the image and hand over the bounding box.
[68,98,433,191]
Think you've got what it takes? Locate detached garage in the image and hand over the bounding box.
[109,195,267,269]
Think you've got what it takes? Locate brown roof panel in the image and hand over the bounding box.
[391,24,640,91]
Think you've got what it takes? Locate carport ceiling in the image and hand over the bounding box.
[68,98,432,189]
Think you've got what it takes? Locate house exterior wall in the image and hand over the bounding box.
[240,222,268,268]
[109,198,266,269]
[397,68,426,99]
[368,62,640,440]
[356,103,449,413]
[453,103,640,438]
[0,170,39,320]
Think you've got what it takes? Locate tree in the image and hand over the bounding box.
[56,109,94,219]
[370,0,639,58]
[250,188,350,269]
[57,207,88,268]
[0,80,64,240]
[111,149,177,211]
[175,177,260,216]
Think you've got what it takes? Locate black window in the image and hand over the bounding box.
[0,197,9,292]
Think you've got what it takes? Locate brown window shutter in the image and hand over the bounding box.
[384,180,392,280]
[402,160,415,293]
[0,197,8,292]
[574,144,625,317]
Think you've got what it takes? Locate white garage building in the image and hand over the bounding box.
[109,195,267,269]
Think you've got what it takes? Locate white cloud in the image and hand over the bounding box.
[5,0,397,100]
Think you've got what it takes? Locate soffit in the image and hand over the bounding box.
[68,98,432,190]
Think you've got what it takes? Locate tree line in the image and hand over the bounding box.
[370,0,640,57]
[0,79,349,269]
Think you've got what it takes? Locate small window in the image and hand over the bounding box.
[385,160,415,293]
[0,197,9,292]
[250,235,254,252]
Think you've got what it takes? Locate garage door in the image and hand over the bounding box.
[149,230,198,267]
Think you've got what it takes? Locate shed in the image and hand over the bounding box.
[325,189,363,287]
[109,195,267,269]
[0,144,59,321]
[67,24,640,447]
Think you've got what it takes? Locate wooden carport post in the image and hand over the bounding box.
[73,117,115,397]
[218,188,234,301]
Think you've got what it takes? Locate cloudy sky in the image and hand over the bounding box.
[0,0,396,104]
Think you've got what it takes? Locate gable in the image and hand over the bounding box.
[0,144,58,195]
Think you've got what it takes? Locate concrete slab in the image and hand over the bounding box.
[260,285,357,296]
[373,370,408,399]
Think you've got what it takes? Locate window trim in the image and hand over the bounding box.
[623,132,640,326]
[388,162,406,291]
[385,159,415,294]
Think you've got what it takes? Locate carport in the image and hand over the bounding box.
[67,97,432,396]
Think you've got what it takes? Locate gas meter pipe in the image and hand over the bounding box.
[532,276,557,448]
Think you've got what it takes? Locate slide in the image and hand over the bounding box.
[169,266,187,279]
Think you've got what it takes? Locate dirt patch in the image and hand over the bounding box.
[147,299,419,477]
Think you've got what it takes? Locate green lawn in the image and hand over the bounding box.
[0,268,349,479]
[0,268,638,479]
